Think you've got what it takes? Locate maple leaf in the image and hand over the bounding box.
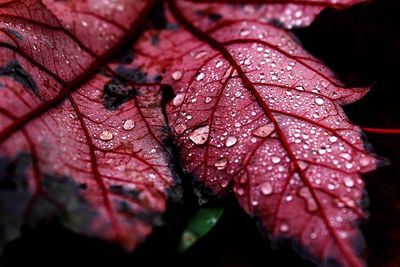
[0,0,178,251]
[127,0,377,266]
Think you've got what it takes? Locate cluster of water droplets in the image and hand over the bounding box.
[166,16,374,244]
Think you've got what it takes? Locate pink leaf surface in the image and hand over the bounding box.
[0,0,379,266]
[0,0,176,250]
[133,1,376,266]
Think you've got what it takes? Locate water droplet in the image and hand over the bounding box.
[253,124,275,138]
[221,180,229,188]
[312,113,320,119]
[81,21,88,27]
[338,231,348,239]
[171,70,183,80]
[235,91,242,97]
[214,158,228,170]
[298,187,318,212]
[189,125,210,145]
[315,97,325,105]
[279,223,290,232]
[298,160,308,171]
[285,195,293,202]
[359,157,370,167]
[225,136,238,147]
[345,162,353,169]
[172,93,185,106]
[240,29,250,36]
[343,177,354,187]
[216,61,223,68]
[327,183,335,190]
[194,50,208,59]
[100,130,113,141]
[271,156,281,164]
[336,215,343,222]
[205,96,212,103]
[296,85,304,91]
[310,232,317,240]
[174,123,187,134]
[123,119,135,131]
[236,187,244,196]
[260,182,273,195]
[329,135,338,143]
[196,72,205,81]
[340,153,352,160]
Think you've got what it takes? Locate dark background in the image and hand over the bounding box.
[1,0,400,266]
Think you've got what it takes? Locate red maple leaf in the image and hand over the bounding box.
[0,0,176,251]
[133,0,376,266]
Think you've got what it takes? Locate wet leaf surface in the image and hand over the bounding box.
[1,1,399,267]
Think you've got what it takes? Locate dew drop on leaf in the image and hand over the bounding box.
[189,125,210,145]
[196,72,205,81]
[298,187,318,212]
[343,177,354,188]
[205,97,212,104]
[340,153,352,160]
[214,158,228,170]
[260,182,273,195]
[123,119,135,131]
[279,223,290,233]
[271,156,281,164]
[172,70,183,80]
[345,162,353,169]
[100,130,113,141]
[225,136,238,147]
[315,97,325,105]
[215,61,223,68]
[359,157,370,167]
[172,93,185,106]
[329,135,338,143]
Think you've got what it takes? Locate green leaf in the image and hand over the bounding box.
[178,205,225,252]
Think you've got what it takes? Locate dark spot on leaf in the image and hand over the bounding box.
[103,79,137,111]
[195,9,222,22]
[113,48,134,64]
[29,173,96,232]
[0,60,40,98]
[166,23,179,31]
[116,201,133,216]
[109,185,124,194]
[115,66,147,83]
[78,183,87,190]
[151,34,160,46]
[127,190,140,198]
[208,13,222,22]
[109,185,140,199]
[268,18,286,28]
[3,28,23,40]
[161,84,175,105]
